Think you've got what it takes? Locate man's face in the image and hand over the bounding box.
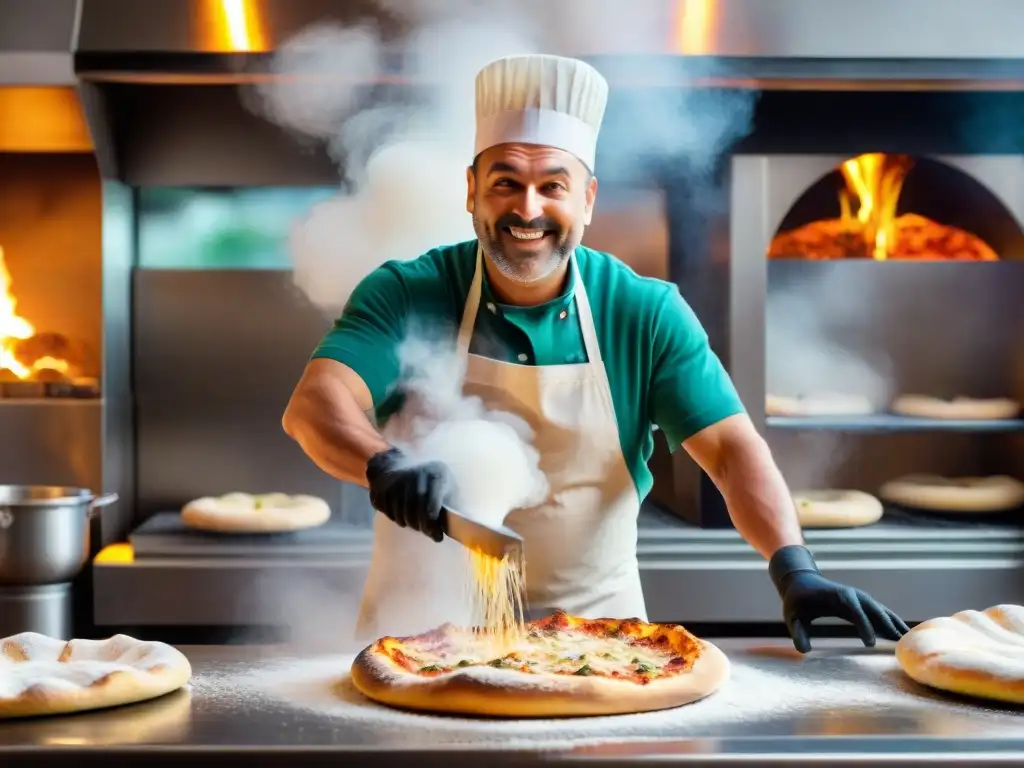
[467,143,598,284]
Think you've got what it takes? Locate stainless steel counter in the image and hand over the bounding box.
[0,638,1022,766]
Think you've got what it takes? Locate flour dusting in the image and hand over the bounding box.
[0,632,191,699]
[897,605,1024,681]
[188,649,1024,748]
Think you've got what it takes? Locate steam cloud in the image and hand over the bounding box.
[379,335,550,528]
[242,1,758,638]
[766,267,896,490]
[766,269,895,408]
[248,1,759,318]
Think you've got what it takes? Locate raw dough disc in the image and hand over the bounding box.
[879,475,1024,513]
[793,490,884,528]
[896,604,1024,704]
[890,395,1020,420]
[0,632,192,719]
[181,492,331,533]
[766,394,874,417]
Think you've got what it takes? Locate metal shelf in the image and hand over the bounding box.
[766,414,1024,432]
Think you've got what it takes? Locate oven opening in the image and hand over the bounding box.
[0,154,102,400]
[768,153,1023,262]
[759,152,1024,530]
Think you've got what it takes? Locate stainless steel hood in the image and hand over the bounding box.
[74,0,397,83]
[0,0,77,86]
[0,0,92,152]
[70,0,1024,183]
[73,0,1024,86]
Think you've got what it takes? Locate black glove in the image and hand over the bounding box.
[769,544,910,653]
[365,447,453,543]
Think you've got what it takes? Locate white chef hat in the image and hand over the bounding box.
[474,54,609,172]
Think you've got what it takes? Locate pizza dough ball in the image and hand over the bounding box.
[181,492,331,533]
[890,395,1020,420]
[793,490,884,528]
[766,393,874,417]
[0,632,192,718]
[879,475,1024,513]
[896,604,1024,704]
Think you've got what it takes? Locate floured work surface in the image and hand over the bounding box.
[109,639,1024,753]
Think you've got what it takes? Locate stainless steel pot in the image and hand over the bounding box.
[0,485,118,586]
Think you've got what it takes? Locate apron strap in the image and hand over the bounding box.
[571,264,603,364]
[457,245,603,365]
[456,245,485,356]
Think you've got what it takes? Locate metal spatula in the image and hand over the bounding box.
[443,505,523,560]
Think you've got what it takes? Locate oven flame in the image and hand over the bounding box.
[839,153,910,261]
[768,153,999,261]
[0,246,34,378]
[0,246,72,381]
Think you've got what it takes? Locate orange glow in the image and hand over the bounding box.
[0,247,73,379]
[94,543,135,565]
[767,153,999,261]
[204,0,268,53]
[0,87,93,152]
[674,0,719,54]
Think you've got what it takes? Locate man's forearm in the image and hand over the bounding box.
[282,385,390,488]
[714,435,804,558]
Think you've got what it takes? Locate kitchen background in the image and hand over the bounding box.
[0,0,1022,643]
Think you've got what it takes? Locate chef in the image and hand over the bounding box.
[282,53,909,652]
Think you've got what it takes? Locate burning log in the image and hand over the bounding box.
[767,153,999,261]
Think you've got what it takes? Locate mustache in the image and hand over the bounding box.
[495,214,560,231]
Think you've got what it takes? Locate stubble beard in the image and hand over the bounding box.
[472,212,572,285]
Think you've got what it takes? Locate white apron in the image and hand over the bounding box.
[354,248,646,640]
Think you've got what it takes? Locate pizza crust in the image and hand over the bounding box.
[0,632,192,718]
[181,492,330,533]
[879,474,1024,513]
[890,395,1020,420]
[896,604,1024,704]
[350,626,730,718]
[793,490,883,528]
[766,394,874,417]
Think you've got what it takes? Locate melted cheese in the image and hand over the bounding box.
[405,546,683,680]
[468,548,526,649]
[407,626,675,679]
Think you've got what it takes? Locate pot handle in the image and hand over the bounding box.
[88,492,119,517]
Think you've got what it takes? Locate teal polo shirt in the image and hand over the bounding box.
[312,239,745,500]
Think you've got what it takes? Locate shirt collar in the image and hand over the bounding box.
[479,246,578,315]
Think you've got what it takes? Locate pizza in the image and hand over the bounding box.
[349,610,729,718]
[890,395,1019,421]
[181,492,330,533]
[765,393,874,417]
[879,474,1024,513]
[793,489,883,528]
[896,604,1024,704]
[0,632,192,718]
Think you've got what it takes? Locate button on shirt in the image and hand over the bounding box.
[312,240,745,501]
[470,266,585,368]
